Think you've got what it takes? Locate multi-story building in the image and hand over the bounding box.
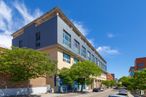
[11,8,107,94]
[129,57,146,76]
[134,57,146,71]
[129,66,135,77]
[106,73,114,81]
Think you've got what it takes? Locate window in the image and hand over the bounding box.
[36,32,40,41]
[63,53,71,63]
[92,54,95,62]
[137,63,144,67]
[19,40,23,48]
[81,46,86,58]
[63,30,71,48]
[35,32,40,48]
[95,57,98,64]
[74,58,79,64]
[36,42,40,48]
[73,39,80,54]
[87,51,91,60]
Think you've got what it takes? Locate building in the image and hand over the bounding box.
[10,7,107,95]
[129,57,146,76]
[129,66,135,77]
[106,73,114,81]
[134,57,146,71]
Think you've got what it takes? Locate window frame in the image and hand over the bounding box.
[73,39,80,54]
[63,53,71,63]
[63,30,71,48]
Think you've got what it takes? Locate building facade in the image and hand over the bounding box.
[129,66,135,77]
[134,57,146,71]
[11,8,107,95]
[129,57,146,77]
[106,73,114,81]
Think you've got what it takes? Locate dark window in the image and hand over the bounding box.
[81,46,86,58]
[63,30,71,48]
[63,53,71,63]
[87,51,91,60]
[137,63,144,67]
[36,42,40,48]
[73,39,80,54]
[36,32,40,41]
[35,32,40,48]
[19,40,23,48]
[74,58,79,64]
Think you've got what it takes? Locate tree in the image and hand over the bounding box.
[134,69,146,90]
[70,61,102,92]
[102,80,116,88]
[119,76,131,88]
[119,76,137,90]
[59,68,73,85]
[0,47,56,83]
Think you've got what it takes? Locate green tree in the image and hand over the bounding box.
[59,68,73,85]
[119,76,137,90]
[134,69,146,90]
[70,61,102,92]
[0,47,56,83]
[102,80,116,88]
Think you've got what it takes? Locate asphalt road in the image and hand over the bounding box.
[74,89,118,97]
[41,89,118,97]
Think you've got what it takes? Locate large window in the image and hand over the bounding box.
[63,53,71,63]
[74,58,79,64]
[73,39,80,54]
[137,63,144,67]
[92,54,95,62]
[87,51,91,60]
[81,46,86,58]
[63,30,71,48]
[35,32,40,48]
[36,32,40,41]
[19,40,23,48]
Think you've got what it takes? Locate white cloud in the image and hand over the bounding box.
[0,0,12,34]
[0,1,43,48]
[71,20,96,46]
[72,20,88,36]
[14,1,42,24]
[107,33,115,38]
[97,46,119,56]
[0,33,12,49]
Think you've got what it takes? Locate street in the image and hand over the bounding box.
[41,89,118,97]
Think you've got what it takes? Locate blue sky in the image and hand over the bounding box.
[0,0,146,78]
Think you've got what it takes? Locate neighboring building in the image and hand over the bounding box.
[134,57,146,71]
[111,74,115,80]
[10,8,107,95]
[106,73,114,81]
[129,66,135,77]
[129,57,146,76]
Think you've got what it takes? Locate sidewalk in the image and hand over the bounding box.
[128,91,134,97]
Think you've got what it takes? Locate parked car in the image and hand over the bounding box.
[118,89,128,95]
[109,94,128,97]
[92,88,100,92]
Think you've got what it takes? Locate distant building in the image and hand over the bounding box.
[111,74,115,80]
[134,57,146,71]
[129,57,146,76]
[129,66,135,77]
[106,73,114,81]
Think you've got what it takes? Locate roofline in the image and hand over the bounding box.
[11,7,107,63]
